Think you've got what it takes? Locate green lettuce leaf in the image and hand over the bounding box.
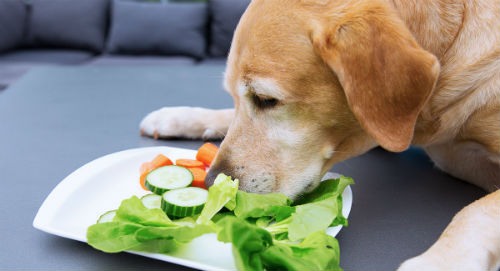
[234,191,291,219]
[113,196,173,227]
[216,218,343,271]
[294,176,353,205]
[288,196,339,241]
[216,216,273,271]
[264,176,352,241]
[331,195,348,227]
[294,176,353,228]
[135,224,215,243]
[132,239,177,254]
[87,196,215,254]
[196,173,239,224]
[87,222,145,253]
[268,205,296,222]
[261,231,343,271]
[87,219,182,253]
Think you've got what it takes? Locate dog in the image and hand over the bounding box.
[140,0,500,270]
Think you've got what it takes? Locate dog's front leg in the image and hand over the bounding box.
[140,107,234,140]
[398,190,500,271]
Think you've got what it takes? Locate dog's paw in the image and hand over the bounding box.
[140,106,208,139]
[398,254,492,271]
[140,106,229,140]
[397,256,441,271]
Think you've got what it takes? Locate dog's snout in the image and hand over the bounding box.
[205,157,277,194]
[204,158,236,188]
[204,169,220,188]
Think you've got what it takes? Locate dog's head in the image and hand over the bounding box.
[206,0,440,199]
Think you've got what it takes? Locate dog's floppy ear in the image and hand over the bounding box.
[312,2,440,152]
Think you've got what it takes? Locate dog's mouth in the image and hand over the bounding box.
[205,167,338,200]
[287,172,341,200]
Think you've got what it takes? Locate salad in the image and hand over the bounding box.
[86,143,353,271]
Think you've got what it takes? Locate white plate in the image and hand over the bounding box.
[33,146,352,271]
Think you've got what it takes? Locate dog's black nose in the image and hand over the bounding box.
[204,169,219,188]
[204,158,236,188]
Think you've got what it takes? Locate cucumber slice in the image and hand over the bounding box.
[145,165,193,195]
[141,194,162,209]
[97,210,116,223]
[161,187,208,218]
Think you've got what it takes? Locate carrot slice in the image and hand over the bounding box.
[140,161,152,174]
[191,179,207,189]
[139,154,174,191]
[139,162,155,190]
[196,142,219,166]
[188,167,207,189]
[151,154,173,168]
[175,159,205,170]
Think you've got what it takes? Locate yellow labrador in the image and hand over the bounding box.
[141,0,500,270]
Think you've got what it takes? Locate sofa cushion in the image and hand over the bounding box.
[107,0,208,59]
[0,49,95,65]
[208,0,250,57]
[0,0,27,53]
[27,0,109,52]
[87,55,196,66]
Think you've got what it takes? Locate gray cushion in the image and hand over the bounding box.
[0,49,95,64]
[208,0,250,57]
[0,0,27,53]
[107,0,208,59]
[87,55,196,66]
[27,0,109,52]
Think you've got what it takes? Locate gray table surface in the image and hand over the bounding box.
[0,65,487,271]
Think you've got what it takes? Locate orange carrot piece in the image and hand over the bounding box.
[151,154,173,168]
[140,161,152,174]
[188,167,207,189]
[139,162,155,190]
[175,159,205,170]
[196,142,219,166]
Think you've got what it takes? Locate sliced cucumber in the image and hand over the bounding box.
[161,187,208,218]
[97,210,116,223]
[141,194,162,209]
[145,165,193,195]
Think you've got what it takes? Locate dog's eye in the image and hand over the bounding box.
[251,93,279,109]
